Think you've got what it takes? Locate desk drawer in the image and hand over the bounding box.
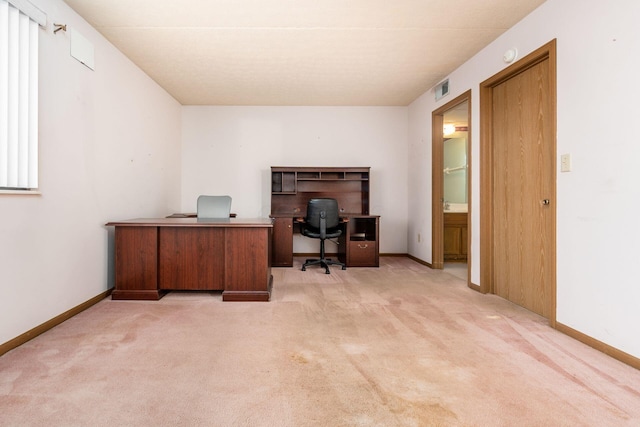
[348,240,377,266]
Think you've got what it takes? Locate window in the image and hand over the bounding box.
[0,0,45,191]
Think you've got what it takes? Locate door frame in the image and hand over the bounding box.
[432,90,471,284]
[479,39,557,325]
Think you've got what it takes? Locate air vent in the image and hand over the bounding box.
[435,79,449,101]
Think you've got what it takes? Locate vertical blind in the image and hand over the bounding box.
[0,0,39,189]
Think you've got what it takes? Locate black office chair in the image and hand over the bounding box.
[301,198,346,274]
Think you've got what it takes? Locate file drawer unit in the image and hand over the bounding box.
[341,216,379,267]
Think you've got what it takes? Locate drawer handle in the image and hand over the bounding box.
[357,243,368,249]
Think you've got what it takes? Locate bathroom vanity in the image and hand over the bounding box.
[443,212,468,262]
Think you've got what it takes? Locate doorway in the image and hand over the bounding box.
[479,40,556,323]
[432,91,471,285]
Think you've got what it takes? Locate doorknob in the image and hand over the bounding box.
[541,199,550,205]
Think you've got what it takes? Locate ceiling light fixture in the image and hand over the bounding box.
[443,124,456,136]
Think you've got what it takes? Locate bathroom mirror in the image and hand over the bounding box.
[443,101,468,210]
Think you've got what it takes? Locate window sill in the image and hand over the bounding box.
[0,189,41,195]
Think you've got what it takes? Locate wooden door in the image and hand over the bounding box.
[480,40,556,321]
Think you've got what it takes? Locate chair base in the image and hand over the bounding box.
[302,257,346,274]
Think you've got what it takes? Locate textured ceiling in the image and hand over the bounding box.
[62,0,546,106]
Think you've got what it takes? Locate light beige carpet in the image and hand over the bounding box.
[1,257,639,426]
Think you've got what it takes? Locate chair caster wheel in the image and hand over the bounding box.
[342,266,347,270]
[301,267,306,271]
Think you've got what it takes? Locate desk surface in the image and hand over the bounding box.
[106,217,273,227]
[270,213,380,219]
[166,212,237,218]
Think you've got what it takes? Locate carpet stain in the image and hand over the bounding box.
[346,354,459,426]
[0,369,20,395]
[290,353,309,364]
[398,400,459,426]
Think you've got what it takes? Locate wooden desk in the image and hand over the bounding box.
[271,214,380,267]
[270,166,380,267]
[106,218,273,301]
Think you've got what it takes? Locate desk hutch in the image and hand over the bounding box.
[270,166,379,267]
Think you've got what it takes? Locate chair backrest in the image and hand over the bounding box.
[305,198,340,230]
[197,195,232,219]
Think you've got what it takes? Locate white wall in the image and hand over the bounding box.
[408,0,640,357]
[0,0,182,345]
[181,106,408,254]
